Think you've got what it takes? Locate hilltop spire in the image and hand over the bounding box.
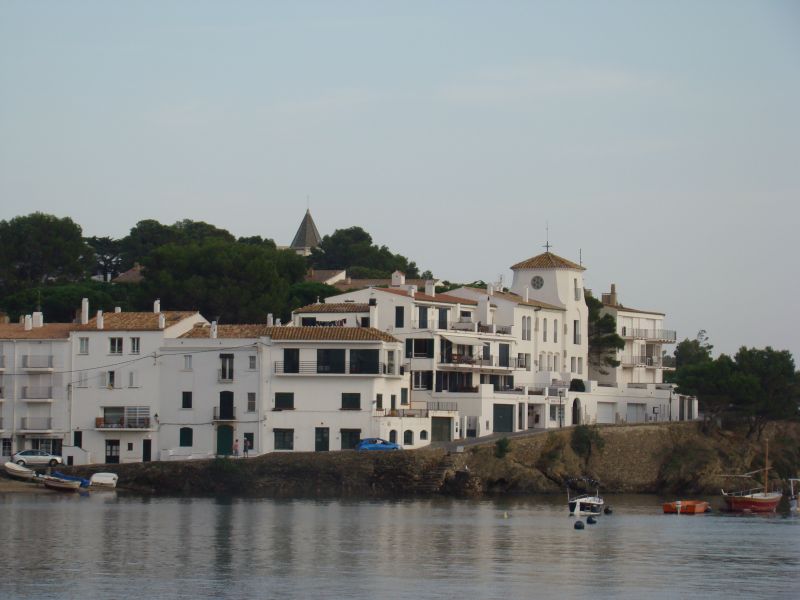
[290,209,322,252]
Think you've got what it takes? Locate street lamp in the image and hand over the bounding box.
[558,389,564,428]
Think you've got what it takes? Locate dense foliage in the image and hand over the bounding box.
[309,226,420,278]
[585,291,625,373]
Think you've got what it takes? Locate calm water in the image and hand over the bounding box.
[0,492,797,599]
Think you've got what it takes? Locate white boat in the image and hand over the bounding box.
[4,461,37,481]
[567,477,605,516]
[42,475,82,492]
[90,472,119,489]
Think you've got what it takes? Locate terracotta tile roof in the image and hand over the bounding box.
[375,287,478,306]
[294,303,370,314]
[304,269,346,283]
[0,323,74,340]
[510,251,585,271]
[603,303,665,316]
[74,311,199,331]
[490,290,565,311]
[332,278,430,292]
[181,324,399,342]
[112,263,144,283]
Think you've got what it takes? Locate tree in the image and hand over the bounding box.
[287,282,339,311]
[309,226,421,278]
[0,281,137,322]
[119,220,178,269]
[86,236,123,281]
[585,292,625,374]
[675,330,714,368]
[0,213,90,290]
[674,354,758,423]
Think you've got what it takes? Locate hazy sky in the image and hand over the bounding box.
[1,1,799,359]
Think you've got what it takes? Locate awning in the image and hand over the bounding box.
[441,334,488,346]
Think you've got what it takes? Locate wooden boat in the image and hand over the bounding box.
[567,477,604,516]
[663,500,710,514]
[4,461,37,481]
[42,475,82,492]
[52,471,90,488]
[90,472,119,489]
[721,439,782,513]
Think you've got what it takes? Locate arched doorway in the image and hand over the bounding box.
[572,398,581,426]
[389,430,398,444]
[217,425,234,455]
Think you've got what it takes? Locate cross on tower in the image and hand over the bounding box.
[543,223,552,252]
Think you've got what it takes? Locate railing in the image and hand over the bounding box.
[427,401,458,412]
[273,361,392,375]
[95,416,152,429]
[437,385,479,394]
[217,369,234,382]
[439,355,518,369]
[620,328,677,342]
[22,355,53,369]
[213,407,237,420]
[21,417,53,430]
[622,355,662,367]
[477,324,512,335]
[22,386,53,400]
[374,408,429,418]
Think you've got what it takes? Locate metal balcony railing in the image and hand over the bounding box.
[620,328,677,342]
[621,355,662,367]
[213,406,237,420]
[427,401,458,412]
[22,355,53,369]
[438,355,518,369]
[22,386,53,400]
[21,417,53,430]
[95,416,152,429]
[273,361,390,375]
[373,408,429,418]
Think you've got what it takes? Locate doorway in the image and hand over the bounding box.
[142,439,152,462]
[105,440,120,464]
[572,398,581,426]
[315,427,329,452]
[216,425,234,455]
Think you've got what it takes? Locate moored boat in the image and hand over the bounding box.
[90,472,119,489]
[52,471,91,488]
[789,478,798,513]
[663,500,710,514]
[567,477,604,516]
[4,461,37,481]
[721,439,781,513]
[42,475,82,492]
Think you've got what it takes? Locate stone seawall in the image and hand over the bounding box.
[63,421,800,497]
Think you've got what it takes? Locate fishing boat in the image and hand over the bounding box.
[42,475,82,492]
[90,472,119,490]
[663,500,710,514]
[721,439,782,513]
[4,461,37,481]
[567,477,604,516]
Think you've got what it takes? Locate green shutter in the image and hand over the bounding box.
[405,339,412,358]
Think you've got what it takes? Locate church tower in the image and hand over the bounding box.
[289,209,322,256]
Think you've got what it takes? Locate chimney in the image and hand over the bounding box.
[24,315,32,331]
[19,315,24,324]
[81,298,89,325]
[487,283,494,296]
[609,283,618,306]
[158,313,166,329]
[368,297,378,328]
[267,313,274,326]
[210,321,218,339]
[407,286,416,298]
[391,271,405,287]
[524,287,530,302]
[0,314,8,324]
[96,310,104,330]
[115,306,122,313]
[153,299,161,313]
[32,311,43,328]
[276,318,282,326]
[425,280,435,296]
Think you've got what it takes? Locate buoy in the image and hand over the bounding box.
[503,511,510,519]
[587,516,597,525]
[604,506,613,515]
[574,520,585,530]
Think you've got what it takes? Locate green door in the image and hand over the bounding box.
[315,427,329,452]
[216,425,234,455]
[431,417,452,442]
[493,404,514,433]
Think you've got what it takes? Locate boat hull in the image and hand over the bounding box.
[42,476,82,492]
[4,461,36,481]
[90,473,118,489]
[569,497,604,516]
[663,500,709,514]
[722,492,781,513]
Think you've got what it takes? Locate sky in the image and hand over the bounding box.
[1,1,799,360]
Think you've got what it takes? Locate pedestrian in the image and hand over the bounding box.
[243,438,249,458]
[233,438,239,457]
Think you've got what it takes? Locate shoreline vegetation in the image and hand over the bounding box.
[3,421,787,498]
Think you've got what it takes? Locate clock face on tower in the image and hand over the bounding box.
[531,276,544,290]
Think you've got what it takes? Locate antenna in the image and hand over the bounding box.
[306,195,310,210]
[543,222,552,252]
[579,248,582,266]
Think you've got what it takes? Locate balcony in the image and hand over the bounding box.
[477,324,512,335]
[438,355,518,369]
[427,401,458,412]
[273,361,393,376]
[21,417,53,431]
[373,408,429,418]
[95,416,152,430]
[213,406,237,421]
[621,355,662,368]
[620,328,677,343]
[217,369,234,383]
[21,386,53,401]
[22,355,53,371]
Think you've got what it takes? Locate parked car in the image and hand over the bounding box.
[12,450,63,467]
[356,438,401,452]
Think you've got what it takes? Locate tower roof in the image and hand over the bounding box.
[510,251,585,271]
[290,209,322,250]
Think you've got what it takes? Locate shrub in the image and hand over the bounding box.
[495,437,511,458]
[569,378,586,392]
[571,425,605,460]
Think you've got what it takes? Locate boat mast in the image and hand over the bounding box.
[763,439,769,495]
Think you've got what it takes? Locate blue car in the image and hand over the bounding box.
[355,438,401,451]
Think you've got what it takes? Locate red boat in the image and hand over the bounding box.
[721,439,782,513]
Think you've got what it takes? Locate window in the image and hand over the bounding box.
[1,438,11,456]
[341,429,361,450]
[220,354,234,381]
[275,393,294,410]
[127,442,133,452]
[404,430,414,445]
[73,431,82,448]
[360,316,370,327]
[413,371,433,390]
[183,355,192,370]
[574,278,581,301]
[539,352,545,372]
[128,371,138,388]
[553,355,559,372]
[249,355,256,370]
[543,319,548,342]
[274,429,294,450]
[283,348,299,373]
[79,337,89,354]
[376,393,383,410]
[105,371,116,388]
[401,388,408,405]
[554,320,558,343]
[418,306,428,328]
[410,338,434,358]
[110,337,122,354]
[437,308,448,329]
[317,349,345,373]
[179,427,193,447]
[130,337,140,354]
[573,320,581,344]
[387,351,395,374]
[420,430,428,441]
[578,357,583,374]
[395,306,404,328]
[350,349,379,374]
[182,391,192,409]
[301,317,317,326]
[550,404,565,422]
[341,393,361,410]
[247,392,256,412]
[77,371,88,387]
[571,357,577,372]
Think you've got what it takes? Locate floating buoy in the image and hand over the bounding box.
[587,516,597,524]
[604,506,613,515]
[574,520,585,530]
